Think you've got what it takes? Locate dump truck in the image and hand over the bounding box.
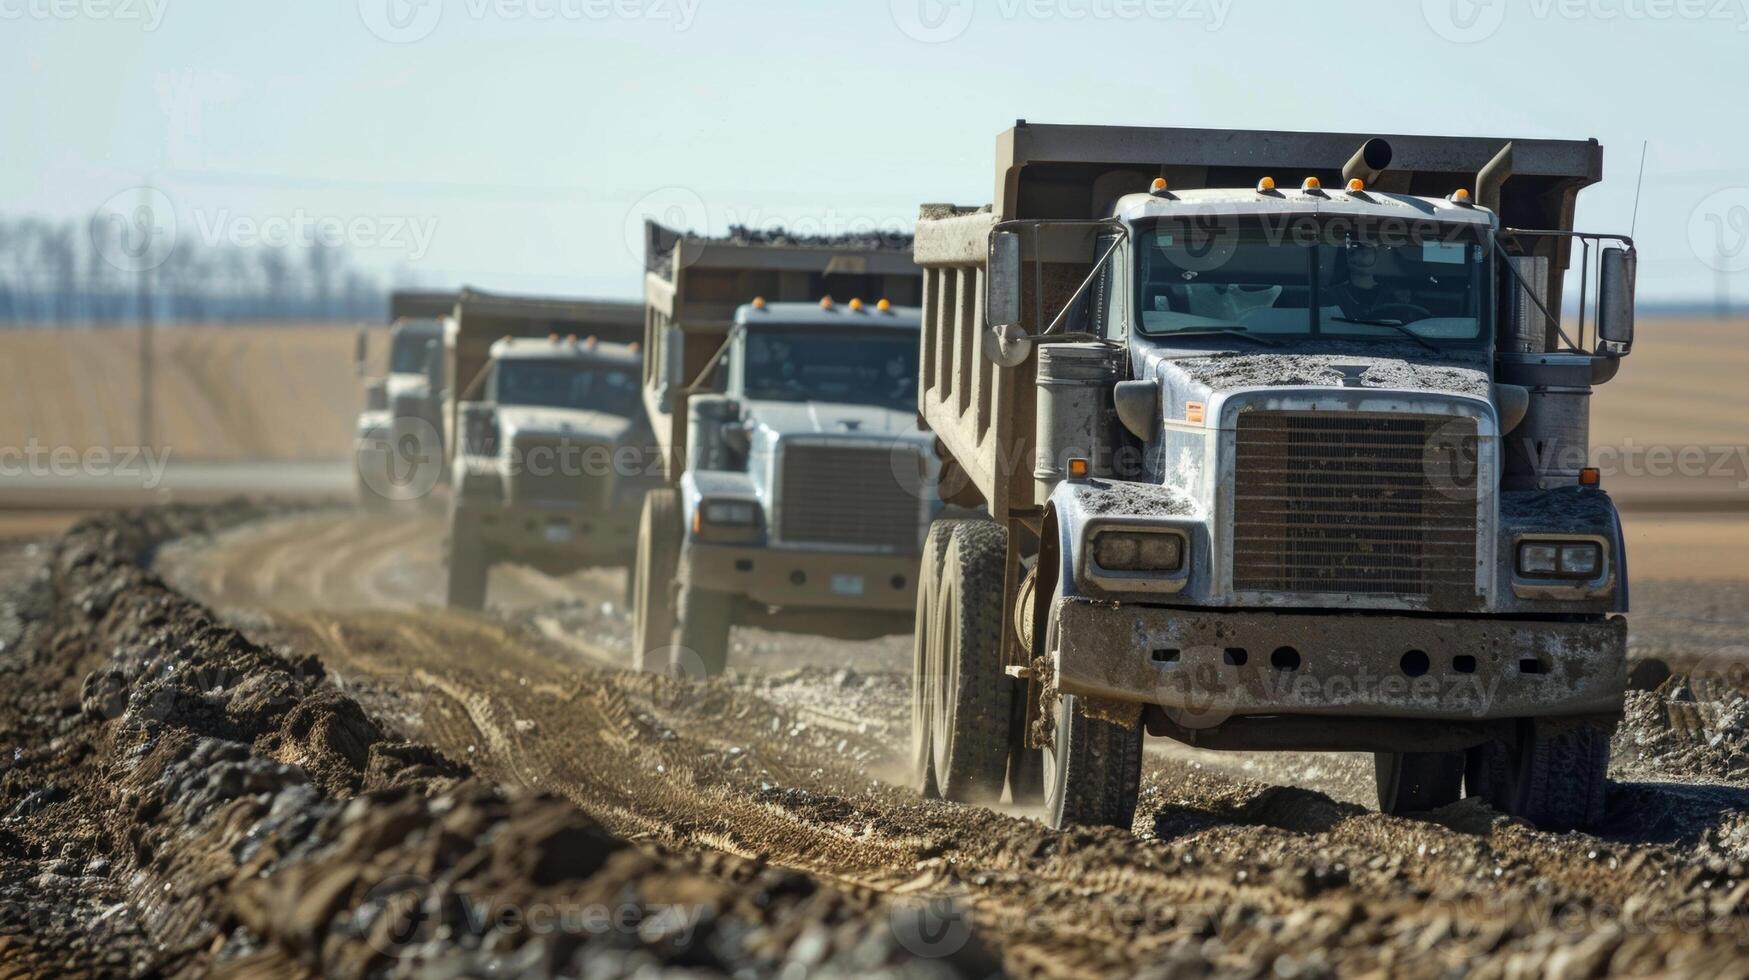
[631,223,931,675]
[355,315,447,508]
[910,123,1636,832]
[442,289,653,609]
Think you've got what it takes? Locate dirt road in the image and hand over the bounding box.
[135,507,1749,975]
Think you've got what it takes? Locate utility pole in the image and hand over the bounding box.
[138,180,155,450]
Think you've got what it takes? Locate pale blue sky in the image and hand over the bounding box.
[5,0,1748,302]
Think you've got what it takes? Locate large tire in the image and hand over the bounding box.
[1466,718,1614,832]
[445,511,490,611]
[1043,694,1144,830]
[1039,604,1143,830]
[925,522,1013,805]
[911,522,962,798]
[1375,751,1464,815]
[675,584,732,678]
[631,489,681,674]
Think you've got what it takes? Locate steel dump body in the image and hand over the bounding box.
[640,222,923,482]
[915,123,1605,523]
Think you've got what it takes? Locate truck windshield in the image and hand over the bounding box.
[741,329,919,412]
[1133,217,1489,346]
[390,331,434,374]
[493,361,641,417]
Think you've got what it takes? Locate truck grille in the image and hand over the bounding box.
[510,436,607,508]
[778,444,922,552]
[1232,411,1479,601]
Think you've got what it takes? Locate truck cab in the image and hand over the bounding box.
[446,335,656,608]
[645,299,942,674]
[355,317,445,507]
[912,125,1636,833]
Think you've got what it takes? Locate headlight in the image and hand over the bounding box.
[1517,540,1603,579]
[700,500,759,527]
[1093,530,1185,573]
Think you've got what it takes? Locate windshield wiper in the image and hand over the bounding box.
[1159,327,1281,348]
[1329,318,1441,354]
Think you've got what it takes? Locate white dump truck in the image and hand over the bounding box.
[630,223,932,675]
[355,314,447,508]
[442,289,652,609]
[910,123,1635,832]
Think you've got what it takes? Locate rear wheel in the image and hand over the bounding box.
[631,489,681,673]
[1466,718,1614,831]
[675,584,732,678]
[910,523,960,798]
[1375,751,1464,815]
[445,511,490,611]
[923,521,1012,805]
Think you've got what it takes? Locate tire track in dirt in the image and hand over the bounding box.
[158,510,1749,976]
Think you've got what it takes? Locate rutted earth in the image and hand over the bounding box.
[3,507,1749,977]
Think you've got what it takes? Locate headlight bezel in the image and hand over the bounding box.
[1080,522,1192,595]
[693,497,764,544]
[701,499,760,528]
[1511,533,1613,599]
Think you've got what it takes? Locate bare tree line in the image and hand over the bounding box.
[0,214,389,326]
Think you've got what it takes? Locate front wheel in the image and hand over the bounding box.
[631,489,681,673]
[1042,692,1144,831]
[445,513,490,611]
[674,585,732,678]
[1466,718,1614,831]
[1375,751,1464,815]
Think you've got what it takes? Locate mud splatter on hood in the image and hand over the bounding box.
[1146,341,1493,400]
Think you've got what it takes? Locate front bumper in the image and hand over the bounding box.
[458,502,638,563]
[683,542,920,611]
[1051,597,1626,723]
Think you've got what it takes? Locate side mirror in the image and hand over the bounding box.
[423,340,443,388]
[721,418,751,457]
[354,328,370,377]
[1113,381,1160,441]
[1597,246,1636,356]
[988,231,1023,329]
[658,325,686,412]
[984,231,1031,367]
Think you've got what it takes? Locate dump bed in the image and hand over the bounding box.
[915,122,1605,521]
[390,290,460,322]
[445,289,643,453]
[641,220,922,480]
